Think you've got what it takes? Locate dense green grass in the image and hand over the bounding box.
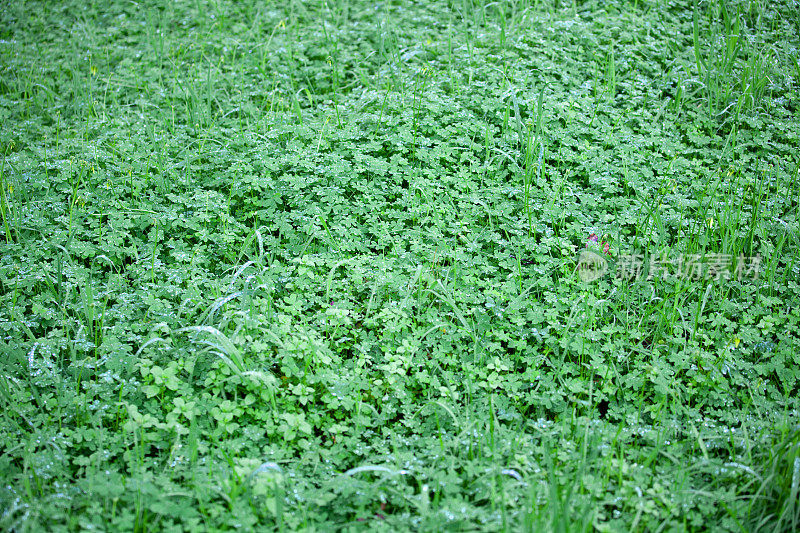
[1,0,799,530]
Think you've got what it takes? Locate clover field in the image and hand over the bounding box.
[1,0,800,531]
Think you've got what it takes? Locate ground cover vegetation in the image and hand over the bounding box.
[1,0,799,530]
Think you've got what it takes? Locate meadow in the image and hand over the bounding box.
[1,0,799,530]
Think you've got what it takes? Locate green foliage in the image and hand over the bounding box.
[0,0,799,530]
